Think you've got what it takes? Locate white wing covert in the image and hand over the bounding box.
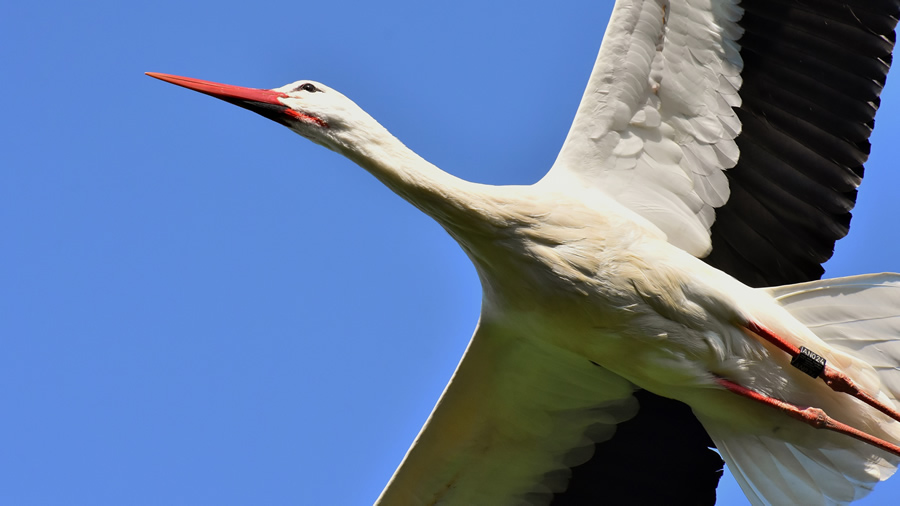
[375,319,638,505]
[539,0,743,257]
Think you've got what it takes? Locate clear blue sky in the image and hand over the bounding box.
[3,1,899,504]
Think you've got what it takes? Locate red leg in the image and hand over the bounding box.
[715,377,900,457]
[744,321,900,423]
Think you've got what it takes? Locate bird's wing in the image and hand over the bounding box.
[703,0,898,287]
[539,0,899,287]
[539,0,743,257]
[375,318,638,506]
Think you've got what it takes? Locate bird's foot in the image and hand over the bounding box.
[715,377,900,457]
[744,321,900,423]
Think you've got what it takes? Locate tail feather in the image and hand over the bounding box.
[703,274,900,504]
[705,422,888,505]
[765,273,900,400]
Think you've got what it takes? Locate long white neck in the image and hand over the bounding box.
[325,114,488,234]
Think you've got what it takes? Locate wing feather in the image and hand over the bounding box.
[539,0,898,287]
[539,0,744,257]
[703,0,899,286]
[376,319,638,506]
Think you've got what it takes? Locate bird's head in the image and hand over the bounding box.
[146,73,371,153]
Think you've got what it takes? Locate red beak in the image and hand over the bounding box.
[146,72,293,125]
[146,72,287,104]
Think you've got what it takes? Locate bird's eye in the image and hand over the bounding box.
[296,83,320,93]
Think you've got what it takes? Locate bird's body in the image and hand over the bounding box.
[356,139,900,502]
[148,0,900,503]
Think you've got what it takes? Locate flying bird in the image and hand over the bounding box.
[148,0,900,504]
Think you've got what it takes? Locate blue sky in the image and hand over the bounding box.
[3,1,900,504]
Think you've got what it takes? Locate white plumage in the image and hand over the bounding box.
[148,0,900,503]
[542,0,743,256]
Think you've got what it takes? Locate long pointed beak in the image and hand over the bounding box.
[146,72,291,123]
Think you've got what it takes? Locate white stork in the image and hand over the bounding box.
[148,0,900,503]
